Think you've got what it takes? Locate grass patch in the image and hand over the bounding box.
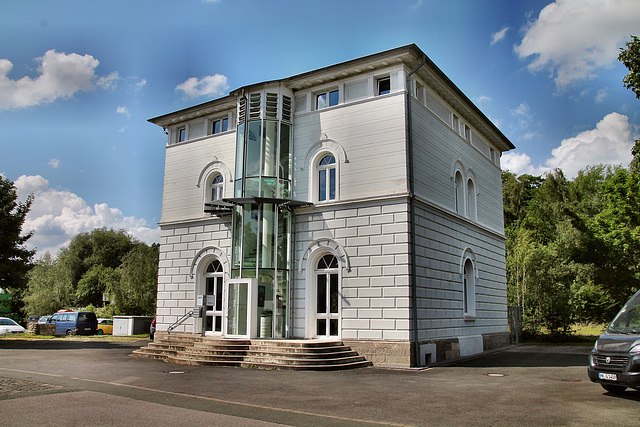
[0,333,150,342]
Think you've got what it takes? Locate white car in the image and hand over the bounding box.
[0,317,26,335]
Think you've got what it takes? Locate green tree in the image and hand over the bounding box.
[618,35,640,171]
[76,265,120,307]
[23,253,74,315]
[58,228,138,305]
[593,168,640,304]
[109,244,159,315]
[619,35,640,99]
[0,176,35,318]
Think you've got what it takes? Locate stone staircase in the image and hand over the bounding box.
[131,332,372,371]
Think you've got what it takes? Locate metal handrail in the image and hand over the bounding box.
[167,310,194,334]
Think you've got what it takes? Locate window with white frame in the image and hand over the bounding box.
[316,89,339,109]
[210,174,224,201]
[452,115,460,134]
[463,258,476,319]
[466,178,477,221]
[377,76,390,95]
[317,154,336,202]
[315,254,340,337]
[204,259,224,334]
[415,80,425,104]
[177,126,186,143]
[454,171,465,215]
[211,117,228,135]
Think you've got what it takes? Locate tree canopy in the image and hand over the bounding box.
[0,176,35,318]
[24,228,158,317]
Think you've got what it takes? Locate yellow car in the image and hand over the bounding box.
[97,318,113,335]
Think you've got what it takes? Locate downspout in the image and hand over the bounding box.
[405,55,426,367]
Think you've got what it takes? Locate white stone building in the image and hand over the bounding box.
[149,44,515,367]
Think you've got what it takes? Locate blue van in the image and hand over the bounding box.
[48,311,98,336]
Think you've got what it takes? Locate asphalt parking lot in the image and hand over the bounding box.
[0,339,638,426]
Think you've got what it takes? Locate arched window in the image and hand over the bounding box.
[467,178,476,221]
[455,171,465,215]
[463,258,476,319]
[315,254,339,337]
[318,154,336,202]
[210,174,224,201]
[204,259,224,334]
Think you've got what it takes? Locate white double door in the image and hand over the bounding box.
[207,279,256,339]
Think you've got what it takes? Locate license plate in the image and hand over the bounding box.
[84,328,91,331]
[599,373,617,381]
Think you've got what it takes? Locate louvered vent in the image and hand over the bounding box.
[249,93,261,119]
[238,97,246,125]
[265,93,278,119]
[282,95,292,122]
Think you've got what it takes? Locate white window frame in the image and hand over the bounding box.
[306,251,341,339]
[311,150,339,203]
[462,257,477,320]
[210,116,229,135]
[176,126,187,143]
[315,88,340,110]
[376,76,391,96]
[210,174,224,202]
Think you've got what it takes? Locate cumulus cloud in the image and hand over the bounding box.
[491,26,509,45]
[13,175,159,256]
[0,50,117,110]
[48,158,60,169]
[116,106,130,118]
[502,112,636,178]
[501,152,550,176]
[515,0,640,88]
[175,74,229,99]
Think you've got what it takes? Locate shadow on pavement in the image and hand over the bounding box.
[453,346,591,368]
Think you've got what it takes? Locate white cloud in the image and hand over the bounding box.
[491,26,509,45]
[48,158,60,169]
[176,74,229,99]
[13,175,159,257]
[96,71,119,90]
[546,112,634,177]
[0,50,117,110]
[116,106,130,118]
[595,89,608,103]
[474,95,492,105]
[502,152,551,176]
[515,0,640,88]
[502,112,636,178]
[135,78,147,91]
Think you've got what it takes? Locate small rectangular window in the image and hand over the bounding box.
[316,90,339,110]
[415,81,424,104]
[178,127,186,142]
[464,124,471,141]
[329,90,339,106]
[377,77,390,95]
[316,93,327,110]
[211,118,229,135]
[452,115,460,133]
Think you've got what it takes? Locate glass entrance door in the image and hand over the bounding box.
[204,260,223,336]
[224,279,257,338]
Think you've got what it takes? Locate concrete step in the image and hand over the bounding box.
[132,336,371,370]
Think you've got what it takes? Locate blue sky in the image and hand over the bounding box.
[1,0,639,256]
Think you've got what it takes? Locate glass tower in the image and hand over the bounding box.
[230,86,294,338]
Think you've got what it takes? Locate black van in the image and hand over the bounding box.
[48,311,98,336]
[587,289,640,393]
